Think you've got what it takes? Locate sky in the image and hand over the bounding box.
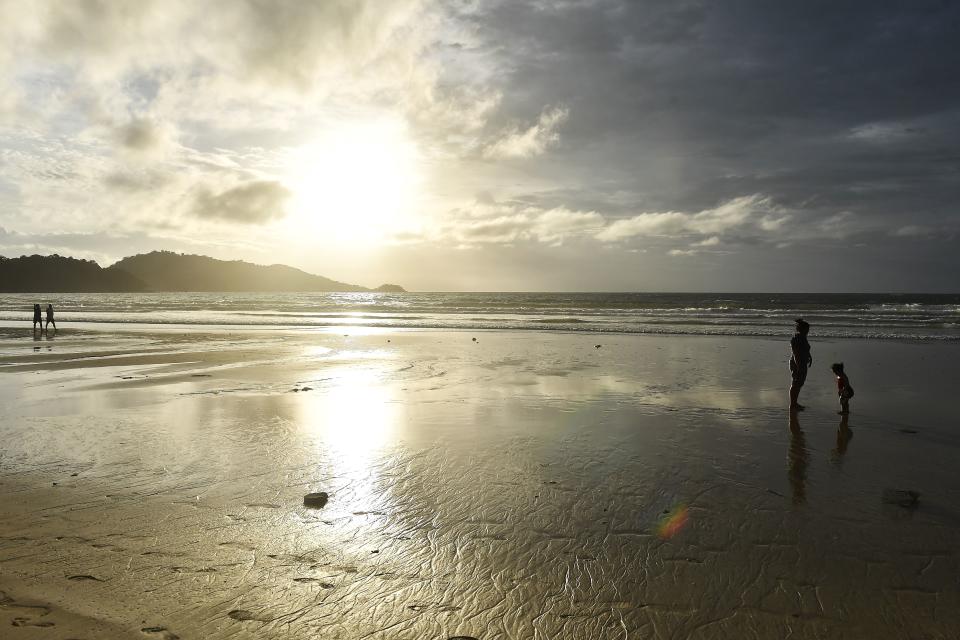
[1,0,958,292]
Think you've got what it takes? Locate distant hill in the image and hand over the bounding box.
[0,251,405,293]
[0,254,149,292]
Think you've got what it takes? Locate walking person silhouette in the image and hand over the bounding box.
[32,304,42,331]
[45,303,57,332]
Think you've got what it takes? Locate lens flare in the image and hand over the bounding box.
[657,505,689,539]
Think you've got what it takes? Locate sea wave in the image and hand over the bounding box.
[2,292,959,341]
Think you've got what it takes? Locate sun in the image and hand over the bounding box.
[286,118,422,245]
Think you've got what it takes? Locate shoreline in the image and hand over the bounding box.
[3,319,958,347]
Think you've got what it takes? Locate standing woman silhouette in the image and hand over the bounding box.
[45,304,56,332]
[789,318,812,411]
[32,304,42,331]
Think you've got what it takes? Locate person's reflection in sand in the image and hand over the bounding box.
[831,413,853,464]
[788,411,808,505]
[32,329,41,350]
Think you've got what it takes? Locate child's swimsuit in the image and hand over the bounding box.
[837,375,854,398]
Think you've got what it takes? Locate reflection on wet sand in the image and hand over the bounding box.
[832,413,853,464]
[297,369,400,515]
[788,411,808,505]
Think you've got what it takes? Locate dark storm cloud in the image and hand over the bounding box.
[463,0,960,230]
[190,180,290,225]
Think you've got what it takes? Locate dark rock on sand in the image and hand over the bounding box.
[228,609,257,621]
[141,626,180,639]
[12,617,54,627]
[304,492,329,508]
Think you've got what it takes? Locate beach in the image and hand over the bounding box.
[1,324,959,639]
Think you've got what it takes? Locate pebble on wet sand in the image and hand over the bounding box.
[304,492,329,508]
[228,609,257,621]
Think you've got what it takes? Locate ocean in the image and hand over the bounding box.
[1,292,958,341]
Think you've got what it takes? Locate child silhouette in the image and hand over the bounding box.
[831,362,854,414]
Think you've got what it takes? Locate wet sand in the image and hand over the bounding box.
[1,326,959,639]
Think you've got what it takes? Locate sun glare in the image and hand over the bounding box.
[287,119,422,246]
[296,370,400,511]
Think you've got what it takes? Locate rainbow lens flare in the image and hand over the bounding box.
[657,505,689,539]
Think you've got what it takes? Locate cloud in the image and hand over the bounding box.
[115,118,176,157]
[531,206,605,244]
[5,1,430,92]
[848,122,916,144]
[595,212,688,240]
[433,198,603,246]
[891,225,932,237]
[816,211,858,239]
[190,180,291,224]
[0,0,509,242]
[0,1,480,145]
[595,195,781,242]
[483,105,569,159]
[103,169,172,192]
[693,236,720,247]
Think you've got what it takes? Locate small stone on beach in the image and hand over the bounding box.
[304,492,329,508]
[595,344,601,348]
[228,609,257,621]
[141,626,179,639]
